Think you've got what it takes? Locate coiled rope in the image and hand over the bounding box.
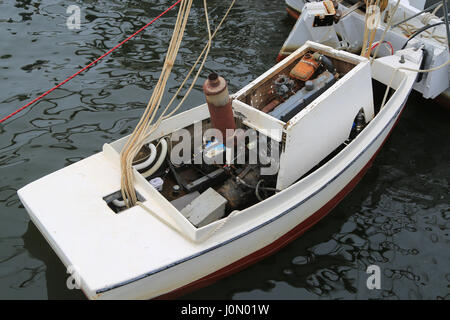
[397,4,448,45]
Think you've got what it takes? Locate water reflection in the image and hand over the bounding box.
[0,0,448,299]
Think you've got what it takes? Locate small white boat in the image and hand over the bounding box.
[18,41,422,299]
[285,0,428,19]
[280,0,449,102]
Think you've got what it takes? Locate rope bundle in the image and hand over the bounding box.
[397,5,448,45]
[361,0,384,57]
[120,0,195,207]
[120,0,236,208]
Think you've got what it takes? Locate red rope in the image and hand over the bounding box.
[0,0,181,124]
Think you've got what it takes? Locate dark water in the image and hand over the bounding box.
[0,0,448,300]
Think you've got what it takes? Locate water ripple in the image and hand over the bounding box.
[0,0,448,300]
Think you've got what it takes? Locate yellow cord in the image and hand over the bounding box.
[120,0,194,207]
[120,0,236,208]
[370,0,401,63]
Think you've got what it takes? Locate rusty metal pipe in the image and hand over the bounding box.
[203,73,236,143]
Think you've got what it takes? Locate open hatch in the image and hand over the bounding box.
[102,41,374,241]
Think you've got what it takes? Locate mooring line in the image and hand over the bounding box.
[0,0,181,124]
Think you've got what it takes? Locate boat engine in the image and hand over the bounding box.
[263,51,339,122]
[216,165,261,212]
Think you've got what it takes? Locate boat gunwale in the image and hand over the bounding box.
[94,69,416,296]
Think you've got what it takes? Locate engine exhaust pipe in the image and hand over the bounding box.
[203,73,236,143]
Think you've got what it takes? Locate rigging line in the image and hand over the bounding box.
[391,1,442,29]
[0,0,182,124]
[371,0,401,63]
[120,0,236,208]
[120,0,193,207]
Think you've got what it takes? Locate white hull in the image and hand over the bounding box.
[93,90,410,300]
[281,0,449,100]
[18,43,421,299]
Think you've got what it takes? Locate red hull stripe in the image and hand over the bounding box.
[95,101,407,296]
[156,164,370,299]
[286,6,300,20]
[156,106,407,299]
[276,53,287,63]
